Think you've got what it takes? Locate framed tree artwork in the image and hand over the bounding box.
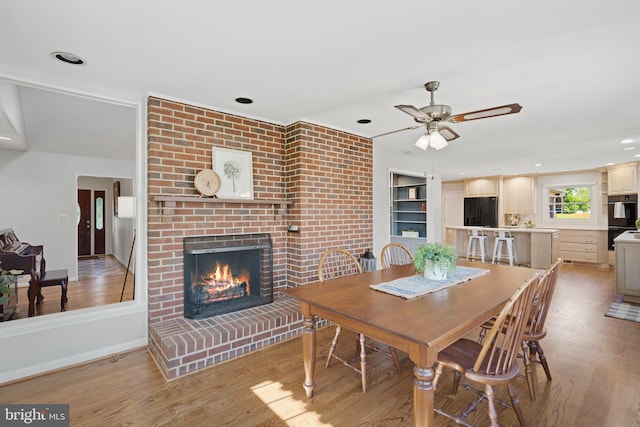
[212,147,254,199]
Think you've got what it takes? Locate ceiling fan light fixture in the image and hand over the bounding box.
[415,133,430,150]
[428,130,448,150]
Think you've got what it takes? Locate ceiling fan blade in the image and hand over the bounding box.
[438,126,460,142]
[448,103,522,123]
[394,105,431,122]
[371,124,422,138]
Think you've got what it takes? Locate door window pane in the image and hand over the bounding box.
[96,197,104,230]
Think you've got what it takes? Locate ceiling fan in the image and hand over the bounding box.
[375,81,522,151]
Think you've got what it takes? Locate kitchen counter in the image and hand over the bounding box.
[614,230,640,243]
[448,226,560,234]
[614,230,640,303]
[446,226,559,269]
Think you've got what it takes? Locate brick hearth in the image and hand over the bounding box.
[146,96,372,378]
[149,295,311,379]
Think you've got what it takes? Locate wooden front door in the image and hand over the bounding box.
[78,189,91,256]
[94,190,106,255]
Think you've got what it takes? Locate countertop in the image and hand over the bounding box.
[447,226,559,234]
[614,230,640,243]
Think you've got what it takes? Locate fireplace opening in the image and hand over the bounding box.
[183,234,273,319]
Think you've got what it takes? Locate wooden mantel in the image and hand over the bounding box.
[152,195,292,218]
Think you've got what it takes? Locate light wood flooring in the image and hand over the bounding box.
[2,263,639,426]
[10,255,133,320]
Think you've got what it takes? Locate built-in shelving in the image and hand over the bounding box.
[390,173,427,239]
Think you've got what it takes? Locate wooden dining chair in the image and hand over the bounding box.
[432,274,538,427]
[521,258,562,399]
[318,248,400,393]
[477,258,563,400]
[380,243,413,269]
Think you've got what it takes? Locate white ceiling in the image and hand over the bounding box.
[0,0,639,180]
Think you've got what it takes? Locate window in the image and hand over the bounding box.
[547,186,592,220]
[95,197,104,230]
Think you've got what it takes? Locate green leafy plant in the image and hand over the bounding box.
[0,267,19,306]
[413,242,457,275]
[636,218,640,230]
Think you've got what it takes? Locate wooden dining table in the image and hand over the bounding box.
[283,260,538,427]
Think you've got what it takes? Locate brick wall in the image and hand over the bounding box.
[285,122,373,285]
[146,96,373,377]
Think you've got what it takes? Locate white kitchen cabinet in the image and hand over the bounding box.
[614,231,640,303]
[557,229,608,264]
[464,177,499,197]
[608,163,637,195]
[503,176,536,214]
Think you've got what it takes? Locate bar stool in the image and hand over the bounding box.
[466,228,488,263]
[492,230,517,266]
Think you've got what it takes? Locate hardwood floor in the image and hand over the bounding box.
[10,255,132,320]
[2,264,639,426]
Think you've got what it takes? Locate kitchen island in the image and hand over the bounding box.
[446,226,559,269]
[614,230,640,303]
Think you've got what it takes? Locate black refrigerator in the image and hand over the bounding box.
[464,197,499,228]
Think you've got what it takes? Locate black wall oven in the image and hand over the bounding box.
[608,194,637,250]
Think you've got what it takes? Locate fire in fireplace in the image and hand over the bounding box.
[183,233,273,319]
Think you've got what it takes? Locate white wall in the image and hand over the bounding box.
[0,150,134,279]
[0,148,146,384]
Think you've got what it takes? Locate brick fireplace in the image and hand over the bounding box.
[183,233,274,319]
[146,96,373,379]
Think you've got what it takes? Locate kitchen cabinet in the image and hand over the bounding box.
[531,231,559,269]
[390,172,427,239]
[503,176,536,214]
[614,231,640,303]
[608,163,637,195]
[464,177,499,197]
[448,226,559,269]
[557,229,608,264]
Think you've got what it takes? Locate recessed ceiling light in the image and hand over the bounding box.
[0,136,13,141]
[606,162,615,166]
[357,119,371,124]
[51,51,86,65]
[235,97,253,104]
[534,163,542,167]
[624,146,637,151]
[633,154,640,158]
[620,139,636,144]
[459,172,465,175]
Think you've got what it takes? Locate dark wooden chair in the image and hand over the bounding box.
[432,274,538,427]
[28,262,68,317]
[477,258,563,400]
[318,248,400,393]
[380,243,413,269]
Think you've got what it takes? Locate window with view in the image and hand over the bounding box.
[547,186,592,219]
